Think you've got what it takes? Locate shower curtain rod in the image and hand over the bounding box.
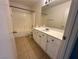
[10,6,34,12]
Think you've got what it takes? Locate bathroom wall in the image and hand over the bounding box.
[11,7,33,37]
[42,0,71,29]
[0,0,16,59]
[32,0,43,27]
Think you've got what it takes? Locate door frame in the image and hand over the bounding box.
[64,14,78,59]
[57,0,78,59]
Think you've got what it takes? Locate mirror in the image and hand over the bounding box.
[41,0,71,30]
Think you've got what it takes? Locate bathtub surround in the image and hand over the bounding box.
[11,7,33,37]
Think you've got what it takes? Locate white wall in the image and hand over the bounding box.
[42,1,71,29]
[32,0,43,27]
[0,0,16,59]
[11,7,33,37]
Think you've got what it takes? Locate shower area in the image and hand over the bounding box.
[11,7,33,37]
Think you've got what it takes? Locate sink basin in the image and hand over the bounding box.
[43,28,49,31]
[35,27,50,32]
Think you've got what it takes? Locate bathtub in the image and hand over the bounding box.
[13,31,32,37]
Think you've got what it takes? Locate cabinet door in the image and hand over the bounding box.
[46,36,61,59]
[33,30,39,44]
[36,31,42,45]
[33,30,37,40]
[33,30,47,51]
[40,32,47,51]
[33,30,42,45]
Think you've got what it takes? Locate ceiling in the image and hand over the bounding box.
[10,0,71,7]
[10,0,40,7]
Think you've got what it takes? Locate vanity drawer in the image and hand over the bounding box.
[46,36,61,59]
[48,36,61,46]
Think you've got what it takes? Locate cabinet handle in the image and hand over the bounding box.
[63,36,66,40]
[52,40,54,42]
[47,40,49,43]
[42,35,44,36]
[39,36,41,37]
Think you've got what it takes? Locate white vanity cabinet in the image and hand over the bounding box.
[33,28,63,59]
[46,36,62,59]
[33,29,47,51]
[40,32,47,51]
[33,30,40,45]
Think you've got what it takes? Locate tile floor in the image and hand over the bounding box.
[15,36,50,59]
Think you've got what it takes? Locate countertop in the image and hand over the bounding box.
[34,27,64,40]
